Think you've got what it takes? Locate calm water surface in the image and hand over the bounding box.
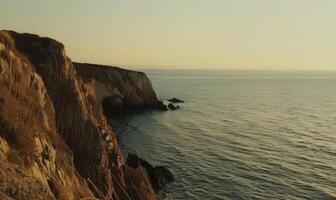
[110,70,336,200]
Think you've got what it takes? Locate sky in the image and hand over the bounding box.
[1,0,336,70]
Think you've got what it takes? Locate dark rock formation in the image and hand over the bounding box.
[154,166,175,184]
[168,98,184,103]
[168,103,180,110]
[0,30,160,200]
[74,62,168,116]
[126,154,174,192]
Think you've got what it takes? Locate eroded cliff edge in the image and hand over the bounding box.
[74,62,167,116]
[0,30,162,200]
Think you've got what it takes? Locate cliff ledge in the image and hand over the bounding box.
[74,62,167,116]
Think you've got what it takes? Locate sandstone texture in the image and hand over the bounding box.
[74,62,167,116]
[0,30,161,200]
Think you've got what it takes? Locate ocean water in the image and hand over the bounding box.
[110,70,336,200]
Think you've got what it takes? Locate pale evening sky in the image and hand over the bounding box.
[1,0,336,70]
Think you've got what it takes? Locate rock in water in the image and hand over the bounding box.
[154,100,169,111]
[168,98,184,103]
[126,153,175,192]
[168,103,180,110]
[154,166,175,183]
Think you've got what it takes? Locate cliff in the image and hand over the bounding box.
[74,62,167,116]
[0,30,161,199]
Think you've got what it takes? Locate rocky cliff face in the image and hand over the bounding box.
[0,31,160,200]
[74,62,167,116]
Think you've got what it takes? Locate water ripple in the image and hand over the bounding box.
[111,71,336,200]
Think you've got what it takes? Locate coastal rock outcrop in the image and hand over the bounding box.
[168,98,184,103]
[126,154,174,192]
[168,103,180,110]
[74,62,168,116]
[0,30,161,199]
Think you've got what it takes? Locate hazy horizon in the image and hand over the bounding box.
[118,66,336,71]
[1,0,336,70]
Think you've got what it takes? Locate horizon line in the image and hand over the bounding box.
[73,61,336,71]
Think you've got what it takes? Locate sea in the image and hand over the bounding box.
[109,70,336,200]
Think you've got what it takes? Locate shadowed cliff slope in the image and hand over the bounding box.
[74,62,167,116]
[0,30,160,200]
